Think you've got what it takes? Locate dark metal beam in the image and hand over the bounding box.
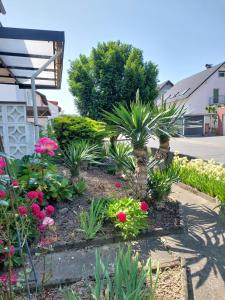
[0,51,51,59]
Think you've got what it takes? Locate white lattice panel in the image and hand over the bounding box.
[0,104,35,158]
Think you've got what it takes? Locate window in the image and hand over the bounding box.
[213,88,219,104]
[219,71,225,77]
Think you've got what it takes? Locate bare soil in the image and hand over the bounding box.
[54,167,180,245]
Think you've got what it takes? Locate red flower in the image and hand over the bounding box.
[35,210,46,221]
[0,190,6,199]
[114,182,122,188]
[45,205,55,216]
[31,203,41,216]
[11,180,19,187]
[18,206,28,217]
[140,201,149,212]
[37,191,44,205]
[0,157,6,169]
[6,245,15,257]
[25,191,39,200]
[117,212,127,223]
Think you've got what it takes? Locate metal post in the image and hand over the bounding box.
[31,50,62,142]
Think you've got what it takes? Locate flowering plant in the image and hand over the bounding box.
[107,197,148,239]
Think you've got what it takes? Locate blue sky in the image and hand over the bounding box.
[1,0,225,113]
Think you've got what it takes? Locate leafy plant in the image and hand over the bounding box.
[80,198,109,239]
[73,178,87,195]
[92,247,159,300]
[107,197,148,239]
[108,142,135,175]
[59,140,101,179]
[53,115,106,147]
[148,167,179,202]
[103,97,178,199]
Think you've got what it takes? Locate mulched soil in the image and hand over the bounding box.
[40,265,183,300]
[53,167,180,245]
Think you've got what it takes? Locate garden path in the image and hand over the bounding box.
[32,185,225,299]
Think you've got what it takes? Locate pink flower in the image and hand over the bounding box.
[31,203,40,216]
[0,168,4,175]
[18,206,28,217]
[35,210,46,221]
[42,217,54,227]
[140,201,149,212]
[37,224,47,233]
[6,245,15,257]
[10,272,17,285]
[11,180,19,187]
[0,240,3,245]
[117,212,127,223]
[25,191,39,200]
[37,191,44,205]
[45,205,55,216]
[35,137,58,156]
[0,274,7,285]
[0,157,6,169]
[114,182,122,188]
[0,190,6,199]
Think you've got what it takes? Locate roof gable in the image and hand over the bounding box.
[164,62,225,102]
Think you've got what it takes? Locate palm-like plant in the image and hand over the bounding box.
[153,97,186,151]
[60,140,101,181]
[103,100,172,199]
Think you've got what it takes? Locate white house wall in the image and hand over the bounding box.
[177,65,225,115]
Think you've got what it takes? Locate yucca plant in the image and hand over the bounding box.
[153,97,186,152]
[108,142,135,175]
[103,95,174,199]
[59,140,101,181]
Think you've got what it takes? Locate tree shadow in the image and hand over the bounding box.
[165,203,225,289]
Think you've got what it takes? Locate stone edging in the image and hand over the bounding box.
[176,182,219,205]
[39,202,184,254]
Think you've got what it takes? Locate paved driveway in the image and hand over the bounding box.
[148,136,225,163]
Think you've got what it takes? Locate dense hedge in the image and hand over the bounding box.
[53,115,106,146]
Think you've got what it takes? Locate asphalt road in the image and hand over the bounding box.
[148,136,225,164]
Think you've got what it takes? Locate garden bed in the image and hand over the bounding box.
[44,167,183,252]
[40,258,189,300]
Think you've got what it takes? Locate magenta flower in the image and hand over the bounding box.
[31,203,41,216]
[45,205,55,216]
[0,190,6,199]
[35,137,58,156]
[37,191,44,205]
[140,201,149,212]
[11,179,19,187]
[114,182,122,188]
[18,206,28,217]
[37,224,47,233]
[0,157,6,169]
[117,212,127,223]
[0,168,4,175]
[6,245,15,257]
[35,210,46,221]
[25,191,39,200]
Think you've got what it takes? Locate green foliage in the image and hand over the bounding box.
[68,41,158,119]
[148,168,179,202]
[103,101,171,150]
[92,247,159,300]
[153,100,186,142]
[15,154,74,202]
[59,140,101,177]
[73,178,87,195]
[108,142,135,174]
[80,198,109,239]
[107,197,148,239]
[53,115,106,147]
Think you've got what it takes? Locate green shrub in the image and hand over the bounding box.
[107,197,148,239]
[73,178,87,195]
[148,167,179,202]
[53,115,106,147]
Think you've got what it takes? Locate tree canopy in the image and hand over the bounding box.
[68,41,159,119]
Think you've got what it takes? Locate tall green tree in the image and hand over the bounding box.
[68,41,158,119]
